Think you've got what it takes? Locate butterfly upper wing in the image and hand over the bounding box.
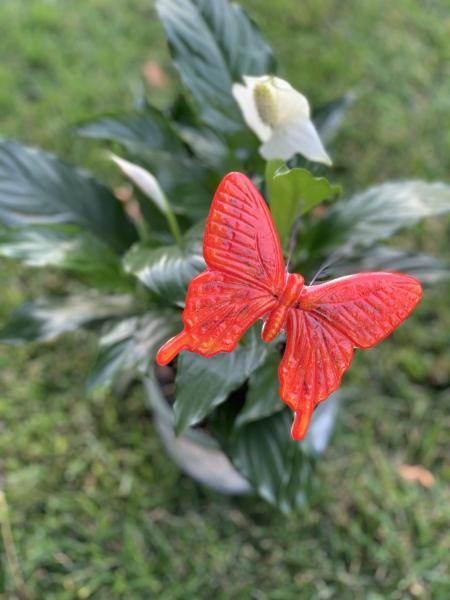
[156,270,277,365]
[300,272,423,347]
[156,172,283,366]
[203,172,285,294]
[279,272,422,440]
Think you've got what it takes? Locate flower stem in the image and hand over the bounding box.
[163,199,182,245]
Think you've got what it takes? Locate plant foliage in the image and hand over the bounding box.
[0,0,449,511]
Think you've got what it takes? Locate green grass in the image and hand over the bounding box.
[0,0,449,598]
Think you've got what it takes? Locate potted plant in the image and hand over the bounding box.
[1,0,449,512]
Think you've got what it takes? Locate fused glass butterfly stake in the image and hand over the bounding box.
[156,172,422,441]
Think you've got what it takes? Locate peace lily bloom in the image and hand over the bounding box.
[232,75,331,165]
[111,154,181,242]
[111,154,167,213]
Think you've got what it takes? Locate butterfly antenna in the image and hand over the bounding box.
[286,218,302,272]
[309,245,350,285]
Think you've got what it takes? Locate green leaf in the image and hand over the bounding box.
[0,294,135,343]
[313,93,354,143]
[327,246,450,286]
[306,180,450,259]
[88,310,180,392]
[77,108,187,156]
[134,149,214,222]
[266,160,341,247]
[169,92,259,164]
[236,351,283,427]
[229,394,338,511]
[174,327,268,435]
[78,112,215,223]
[0,140,137,252]
[78,108,214,222]
[175,123,228,169]
[156,0,275,133]
[123,224,205,304]
[0,225,132,291]
[230,409,316,513]
[78,110,230,171]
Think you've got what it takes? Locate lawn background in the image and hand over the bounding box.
[0,1,449,598]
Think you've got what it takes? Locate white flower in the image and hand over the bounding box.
[110,154,167,212]
[232,75,331,165]
[111,154,181,242]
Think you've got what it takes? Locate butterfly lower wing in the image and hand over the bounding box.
[156,270,277,365]
[203,172,285,295]
[280,272,422,440]
[279,310,354,440]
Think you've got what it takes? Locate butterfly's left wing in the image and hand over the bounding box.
[279,272,422,440]
[156,270,277,365]
[203,172,285,294]
[157,172,284,366]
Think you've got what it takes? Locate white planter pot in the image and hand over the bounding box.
[144,371,338,495]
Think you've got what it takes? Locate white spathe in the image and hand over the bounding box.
[110,154,167,213]
[232,76,331,165]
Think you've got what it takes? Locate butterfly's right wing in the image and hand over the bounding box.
[279,272,422,440]
[156,270,277,365]
[279,309,354,441]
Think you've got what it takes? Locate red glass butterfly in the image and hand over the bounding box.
[156,172,422,441]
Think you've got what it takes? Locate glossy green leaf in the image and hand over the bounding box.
[0,294,135,343]
[175,124,228,169]
[0,140,136,252]
[79,112,214,223]
[236,351,283,427]
[123,224,205,304]
[306,180,450,258]
[325,246,450,286]
[0,225,132,290]
[174,328,268,435]
[78,110,229,171]
[77,108,213,221]
[88,309,180,392]
[77,108,187,156]
[156,0,275,133]
[230,409,316,513]
[266,160,341,246]
[135,149,214,222]
[313,93,354,143]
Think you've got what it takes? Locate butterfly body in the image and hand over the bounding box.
[262,273,304,342]
[156,172,422,441]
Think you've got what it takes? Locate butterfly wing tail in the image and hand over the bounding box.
[156,331,190,366]
[291,402,313,441]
